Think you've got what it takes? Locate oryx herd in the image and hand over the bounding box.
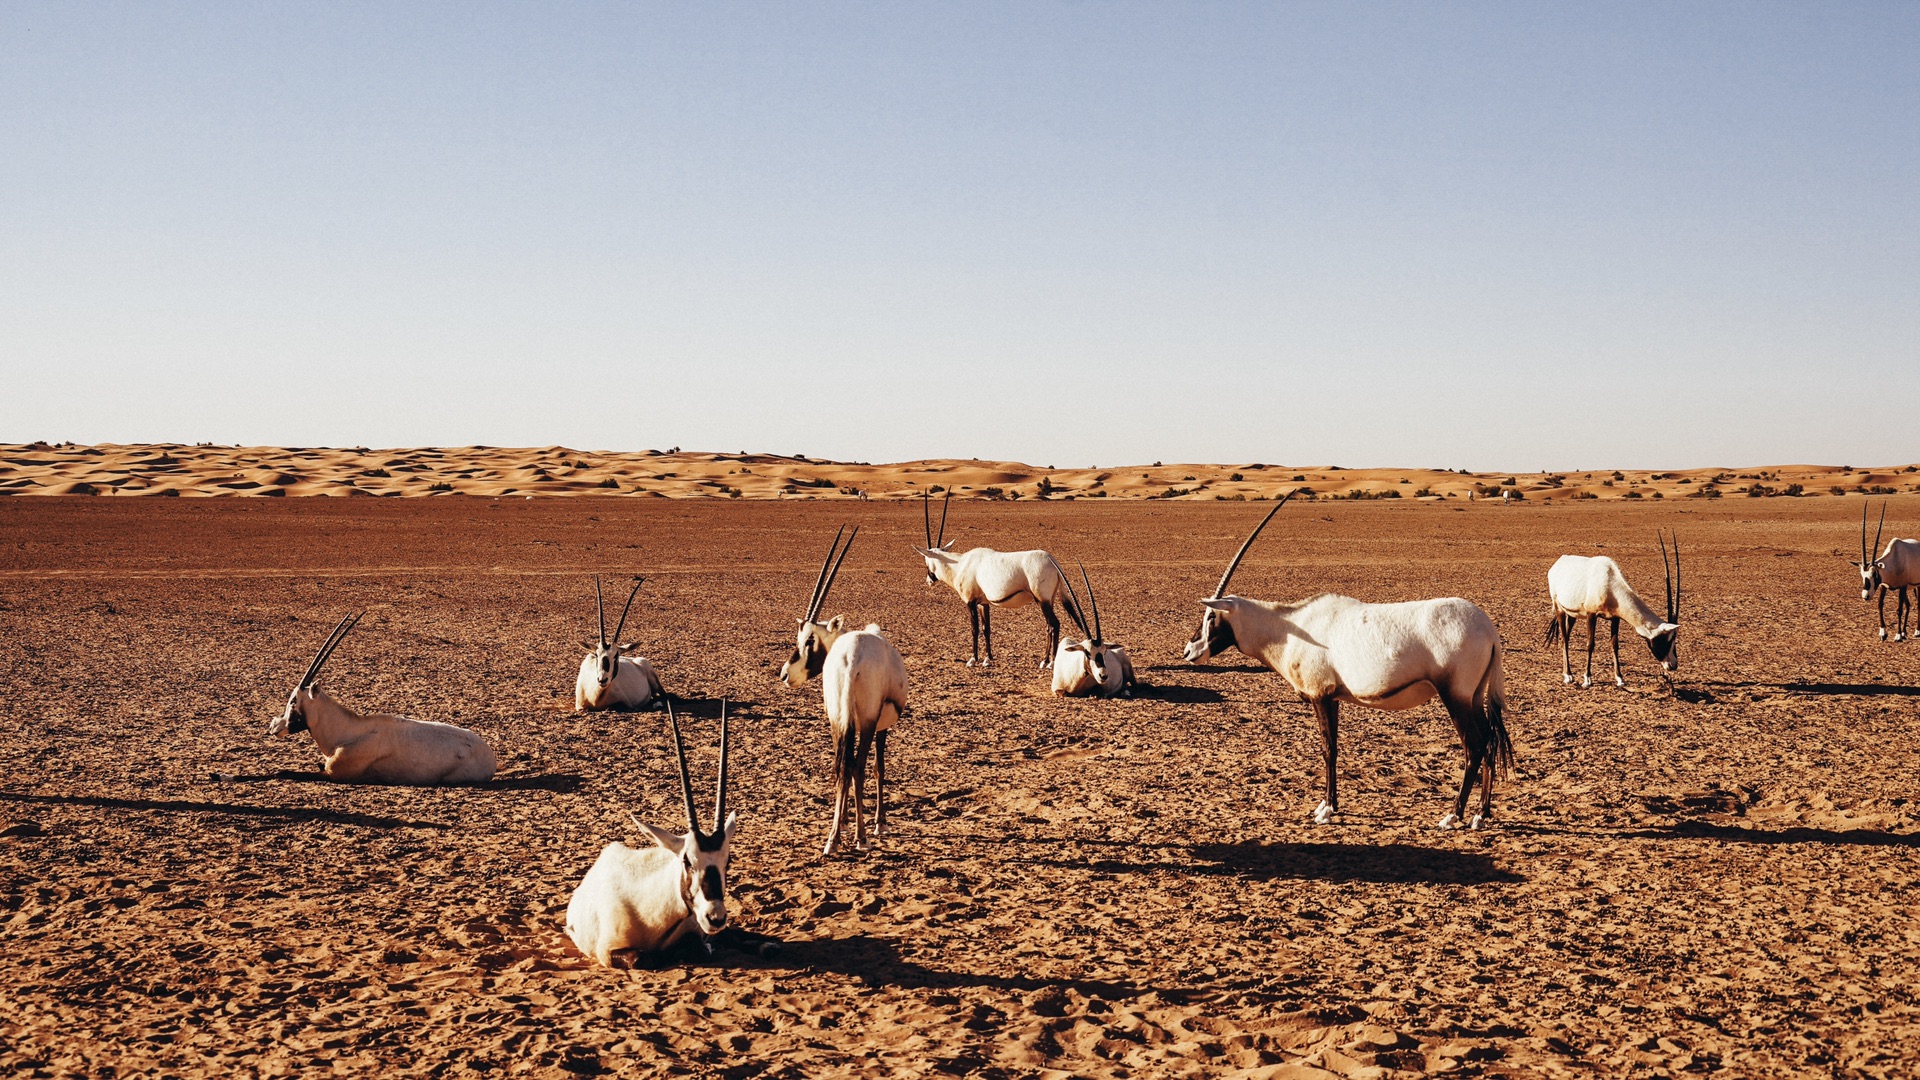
[265,494,1915,965]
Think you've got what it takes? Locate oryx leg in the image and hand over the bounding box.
[1609,616,1626,689]
[1582,615,1598,688]
[1558,612,1574,684]
[1898,587,1912,643]
[1879,587,1890,640]
[1040,601,1061,668]
[981,604,994,667]
[822,727,853,856]
[967,602,983,666]
[1309,696,1339,824]
[1439,695,1491,830]
[873,728,889,837]
[850,724,876,850]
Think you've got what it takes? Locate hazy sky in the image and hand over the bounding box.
[2,3,1915,470]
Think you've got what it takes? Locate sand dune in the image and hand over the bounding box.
[4,442,1918,502]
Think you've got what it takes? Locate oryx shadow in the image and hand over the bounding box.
[767,933,1176,1003]
[657,695,764,719]
[1639,819,1920,848]
[1144,663,1270,675]
[996,839,1519,885]
[1132,684,1226,704]
[480,773,585,793]
[1675,679,1920,705]
[0,791,449,832]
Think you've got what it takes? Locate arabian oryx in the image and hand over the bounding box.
[1182,497,1514,830]
[1050,558,1138,698]
[575,575,665,711]
[913,491,1083,668]
[1545,532,1681,687]
[270,612,497,784]
[1856,502,1920,642]
[565,702,779,964]
[779,526,910,855]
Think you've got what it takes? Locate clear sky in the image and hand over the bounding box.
[2,2,1914,470]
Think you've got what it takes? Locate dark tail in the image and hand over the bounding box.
[1480,640,1515,776]
[1543,612,1564,646]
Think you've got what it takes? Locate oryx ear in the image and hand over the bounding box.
[911,546,932,557]
[827,614,846,631]
[1655,622,1679,635]
[1200,597,1235,612]
[722,811,738,842]
[620,642,638,651]
[632,816,684,852]
[583,639,599,650]
[940,540,957,551]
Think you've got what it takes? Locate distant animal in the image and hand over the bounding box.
[565,702,778,965]
[1856,502,1920,642]
[1050,559,1138,698]
[779,526,910,855]
[913,491,1083,668]
[270,612,497,784]
[575,575,665,711]
[1182,496,1513,829]
[1545,533,1681,688]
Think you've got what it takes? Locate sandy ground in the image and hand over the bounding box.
[4,442,1917,503]
[5,492,1920,1078]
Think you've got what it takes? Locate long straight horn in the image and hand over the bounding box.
[714,700,729,828]
[1079,560,1102,642]
[610,576,644,644]
[1212,491,1294,598]
[1049,554,1091,639]
[665,700,701,837]
[1673,533,1681,623]
[804,525,847,622]
[815,525,859,619]
[300,611,362,689]
[1873,503,1887,563]
[594,575,607,648]
[923,490,933,548]
[937,490,951,547]
[1658,531,1676,623]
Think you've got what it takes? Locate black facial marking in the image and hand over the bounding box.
[1647,631,1676,661]
[700,864,724,901]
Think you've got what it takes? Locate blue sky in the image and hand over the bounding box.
[2,2,1914,469]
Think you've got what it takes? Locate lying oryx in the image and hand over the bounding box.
[575,575,665,711]
[1857,502,1920,642]
[914,491,1082,667]
[1545,532,1681,687]
[1051,559,1138,698]
[1182,496,1513,829]
[565,702,778,964]
[779,525,910,855]
[270,612,497,784]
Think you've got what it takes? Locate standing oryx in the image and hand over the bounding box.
[779,526,910,855]
[270,612,497,784]
[914,491,1083,668]
[1051,559,1138,698]
[1182,497,1514,829]
[565,702,778,964]
[575,575,665,711]
[1856,502,1920,642]
[1545,532,1681,687]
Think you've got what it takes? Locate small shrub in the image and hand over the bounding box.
[363,467,390,478]
[1783,483,1804,497]
[1571,491,1599,500]
[1830,486,1847,495]
[428,482,453,492]
[1413,488,1434,497]
[982,486,1004,499]
[1501,477,1517,486]
[1229,473,1244,482]
[599,477,619,489]
[1623,489,1644,499]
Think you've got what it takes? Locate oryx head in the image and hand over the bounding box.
[1055,556,1112,682]
[272,610,362,736]
[780,525,856,687]
[633,701,737,937]
[1858,501,1887,600]
[912,491,957,584]
[1184,494,1292,662]
[584,575,644,691]
[1648,529,1681,671]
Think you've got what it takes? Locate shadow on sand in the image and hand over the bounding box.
[0,790,448,831]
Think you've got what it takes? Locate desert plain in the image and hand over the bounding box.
[5,454,1920,1079]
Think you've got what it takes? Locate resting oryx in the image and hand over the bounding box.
[1182,497,1514,829]
[1545,532,1681,687]
[1856,502,1920,642]
[270,612,497,784]
[1051,559,1138,698]
[575,575,665,711]
[565,702,778,965]
[913,491,1082,668]
[779,526,910,855]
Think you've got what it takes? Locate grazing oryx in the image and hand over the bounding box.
[270,612,497,784]
[1856,502,1920,642]
[779,526,910,855]
[1545,532,1681,687]
[1182,497,1513,829]
[1051,559,1138,698]
[913,491,1083,668]
[575,575,665,711]
[565,702,778,965]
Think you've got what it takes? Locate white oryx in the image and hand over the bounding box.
[1050,558,1138,698]
[270,612,497,784]
[1545,532,1681,688]
[913,491,1083,668]
[779,526,910,856]
[1181,497,1514,829]
[565,702,778,964]
[575,575,665,711]
[1857,502,1920,642]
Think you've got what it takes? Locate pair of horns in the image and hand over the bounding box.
[805,525,858,623]
[1052,555,1102,642]
[1658,529,1681,624]
[1863,501,1887,567]
[665,700,729,840]
[595,575,644,647]
[1210,491,1297,598]
[923,490,950,548]
[296,611,363,690]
